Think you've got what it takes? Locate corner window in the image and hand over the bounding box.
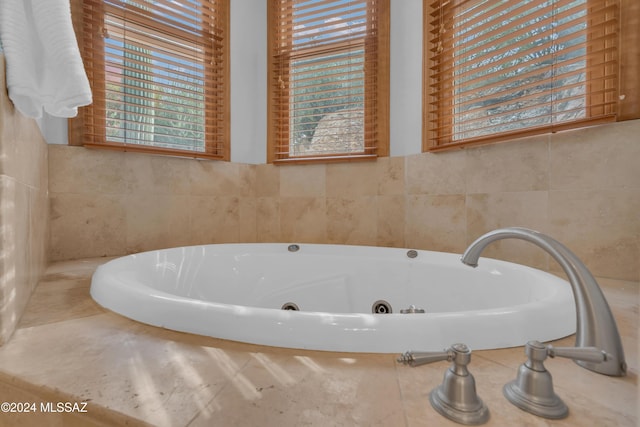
[424,0,619,151]
[268,0,389,163]
[72,0,229,160]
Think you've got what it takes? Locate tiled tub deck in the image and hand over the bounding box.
[0,258,637,426]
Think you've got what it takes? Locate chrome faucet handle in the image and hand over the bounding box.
[521,341,609,369]
[504,340,608,419]
[397,348,452,367]
[547,345,610,364]
[398,344,490,425]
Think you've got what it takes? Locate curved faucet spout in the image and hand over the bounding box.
[461,227,626,377]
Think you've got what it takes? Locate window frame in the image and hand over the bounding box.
[69,0,230,161]
[267,0,390,164]
[422,0,632,152]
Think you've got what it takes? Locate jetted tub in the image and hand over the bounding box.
[90,243,576,353]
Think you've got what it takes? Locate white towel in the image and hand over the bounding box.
[0,0,92,118]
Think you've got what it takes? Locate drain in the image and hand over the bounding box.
[281,302,299,311]
[372,300,392,314]
[407,250,418,259]
[288,244,300,252]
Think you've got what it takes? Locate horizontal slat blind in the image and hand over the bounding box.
[270,0,386,162]
[425,0,619,150]
[79,0,228,159]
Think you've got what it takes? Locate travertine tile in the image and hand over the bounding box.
[377,194,405,247]
[405,194,466,252]
[28,187,49,282]
[466,191,550,269]
[124,194,191,253]
[0,176,32,344]
[406,150,466,195]
[377,156,404,195]
[0,87,47,187]
[238,163,257,197]
[124,152,191,195]
[188,196,241,245]
[0,54,50,347]
[279,164,326,197]
[326,196,378,245]
[0,313,256,427]
[326,161,378,197]
[6,119,47,188]
[44,115,640,288]
[48,145,127,195]
[189,159,241,197]
[191,352,404,427]
[49,193,127,260]
[550,120,640,191]
[256,197,281,243]
[279,197,327,243]
[238,197,258,242]
[465,135,549,194]
[0,58,16,177]
[17,275,104,329]
[44,256,113,278]
[548,189,640,280]
[254,164,280,197]
[0,177,19,269]
[0,373,150,427]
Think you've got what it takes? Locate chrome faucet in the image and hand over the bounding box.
[461,227,626,377]
[397,343,490,425]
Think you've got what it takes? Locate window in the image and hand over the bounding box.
[71,0,229,160]
[268,0,389,163]
[424,0,620,151]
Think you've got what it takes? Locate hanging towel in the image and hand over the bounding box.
[0,0,92,118]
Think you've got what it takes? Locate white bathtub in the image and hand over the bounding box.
[90,243,576,353]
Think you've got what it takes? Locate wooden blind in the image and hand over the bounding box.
[425,0,619,150]
[76,0,229,160]
[268,0,389,163]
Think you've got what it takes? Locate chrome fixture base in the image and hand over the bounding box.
[398,343,489,425]
[430,381,490,425]
[503,378,567,419]
[461,227,626,377]
[503,340,608,419]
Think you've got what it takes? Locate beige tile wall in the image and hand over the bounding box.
[0,55,49,344]
[49,119,640,281]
